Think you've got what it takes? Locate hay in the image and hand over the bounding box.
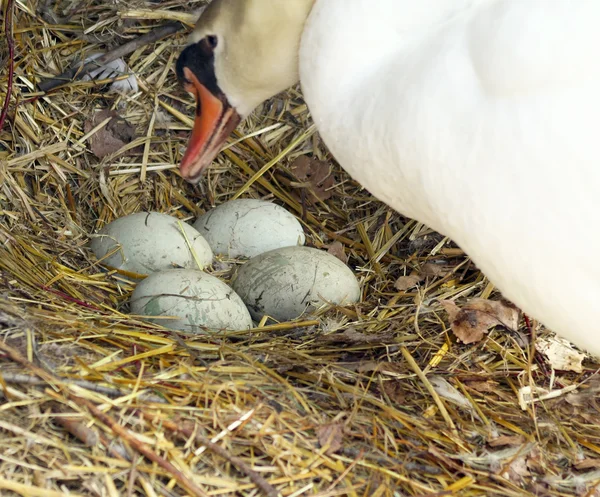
[1,0,600,495]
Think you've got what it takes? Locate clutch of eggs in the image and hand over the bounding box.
[90,201,361,333]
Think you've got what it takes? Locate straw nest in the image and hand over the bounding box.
[1,1,600,496]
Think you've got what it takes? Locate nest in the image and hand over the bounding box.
[1,0,600,496]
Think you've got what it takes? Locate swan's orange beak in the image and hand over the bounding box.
[179,67,241,184]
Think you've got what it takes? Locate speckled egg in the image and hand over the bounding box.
[130,269,252,333]
[90,212,213,277]
[193,198,305,258]
[232,246,361,321]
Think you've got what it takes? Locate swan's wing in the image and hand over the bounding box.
[468,1,600,96]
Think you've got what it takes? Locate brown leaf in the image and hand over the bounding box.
[290,155,312,178]
[381,380,406,404]
[340,327,394,344]
[327,241,347,264]
[394,273,422,291]
[465,380,499,393]
[421,262,451,277]
[84,109,136,159]
[525,446,546,473]
[575,459,600,470]
[290,156,336,201]
[356,361,404,374]
[319,327,394,344]
[316,422,344,455]
[488,435,525,447]
[441,298,520,344]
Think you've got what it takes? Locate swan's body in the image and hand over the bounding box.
[176,0,600,357]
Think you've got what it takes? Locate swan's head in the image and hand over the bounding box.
[176,0,315,183]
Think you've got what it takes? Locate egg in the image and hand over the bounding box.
[232,246,361,321]
[90,212,213,277]
[193,198,305,258]
[130,269,253,333]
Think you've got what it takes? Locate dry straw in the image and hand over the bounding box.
[0,0,599,495]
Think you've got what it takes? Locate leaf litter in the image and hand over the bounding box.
[441,298,520,344]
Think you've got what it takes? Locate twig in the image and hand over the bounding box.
[82,399,210,497]
[3,355,276,496]
[0,341,209,497]
[0,0,15,131]
[37,21,185,93]
[41,286,105,311]
[49,401,100,447]
[142,411,281,497]
[0,372,167,404]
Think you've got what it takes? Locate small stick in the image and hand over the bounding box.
[83,399,210,497]
[0,0,15,131]
[0,372,167,404]
[0,341,209,497]
[38,21,185,93]
[49,401,100,447]
[41,285,105,311]
[142,411,281,497]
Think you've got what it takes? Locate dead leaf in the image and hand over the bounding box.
[340,327,394,344]
[488,435,526,447]
[356,361,404,374]
[502,456,530,482]
[394,273,422,291]
[441,298,520,344]
[465,380,499,393]
[536,336,586,373]
[316,422,344,455]
[319,327,394,344]
[525,446,546,473]
[381,380,406,404]
[290,156,336,202]
[575,459,600,470]
[84,109,136,159]
[327,241,347,263]
[421,262,451,277]
[290,155,312,178]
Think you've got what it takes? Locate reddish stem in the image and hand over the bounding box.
[523,314,533,335]
[42,286,104,311]
[0,0,15,131]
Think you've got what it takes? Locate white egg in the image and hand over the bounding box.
[232,246,360,321]
[193,198,305,258]
[130,269,252,333]
[90,212,213,277]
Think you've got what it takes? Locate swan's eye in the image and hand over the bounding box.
[206,35,218,49]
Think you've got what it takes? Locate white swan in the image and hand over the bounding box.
[175,0,600,357]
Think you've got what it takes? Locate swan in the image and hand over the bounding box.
[175,0,600,358]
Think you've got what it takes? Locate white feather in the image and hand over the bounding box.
[83,54,138,94]
[300,0,600,356]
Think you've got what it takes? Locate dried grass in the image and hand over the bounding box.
[1,0,600,496]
